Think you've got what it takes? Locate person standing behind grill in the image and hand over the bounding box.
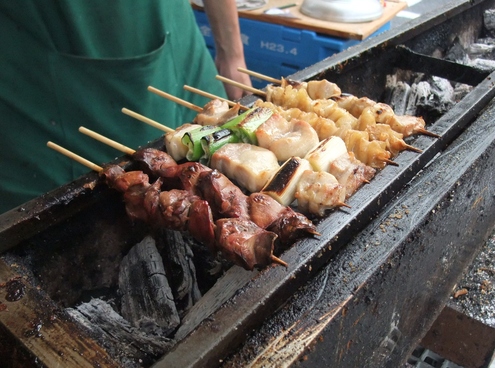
[0,0,252,214]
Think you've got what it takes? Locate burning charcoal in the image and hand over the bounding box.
[157,229,202,316]
[119,235,180,336]
[66,298,172,367]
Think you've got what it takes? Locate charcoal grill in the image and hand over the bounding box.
[2,0,495,367]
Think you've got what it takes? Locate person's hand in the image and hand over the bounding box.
[215,54,253,101]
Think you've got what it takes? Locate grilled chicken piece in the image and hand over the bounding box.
[133,148,178,176]
[193,99,241,126]
[248,193,319,244]
[256,114,319,161]
[334,95,427,137]
[197,169,250,220]
[155,161,212,193]
[214,218,277,271]
[295,170,345,217]
[164,123,202,161]
[306,79,342,100]
[330,153,375,198]
[305,136,376,197]
[280,77,342,100]
[210,143,280,193]
[187,199,216,252]
[254,100,391,168]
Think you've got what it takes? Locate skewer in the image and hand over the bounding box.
[47,141,103,172]
[384,159,399,166]
[415,127,441,138]
[147,86,203,113]
[216,75,267,97]
[237,67,282,85]
[122,107,174,133]
[78,127,136,156]
[48,139,289,269]
[183,85,250,111]
[271,255,288,268]
[405,143,423,153]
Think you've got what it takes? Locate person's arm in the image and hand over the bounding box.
[203,0,253,100]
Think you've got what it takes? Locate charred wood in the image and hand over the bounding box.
[66,298,172,368]
[156,229,202,316]
[118,235,180,336]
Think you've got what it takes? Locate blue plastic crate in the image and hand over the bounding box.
[194,10,390,89]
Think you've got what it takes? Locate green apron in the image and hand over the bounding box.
[0,0,226,213]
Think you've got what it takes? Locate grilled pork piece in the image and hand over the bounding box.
[210,143,280,193]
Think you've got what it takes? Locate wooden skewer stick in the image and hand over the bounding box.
[405,144,423,153]
[384,158,399,166]
[122,107,174,134]
[78,127,136,156]
[237,67,282,85]
[416,127,441,138]
[216,75,267,98]
[148,86,203,113]
[183,85,250,111]
[47,141,103,172]
[271,255,288,268]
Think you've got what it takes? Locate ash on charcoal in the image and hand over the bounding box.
[484,9,495,38]
[66,298,172,368]
[449,231,495,327]
[119,235,180,336]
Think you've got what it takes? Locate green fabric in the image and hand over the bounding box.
[0,0,226,213]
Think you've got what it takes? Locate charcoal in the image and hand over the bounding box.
[484,9,495,37]
[386,81,411,116]
[66,298,172,368]
[469,58,495,72]
[157,229,202,316]
[119,235,180,336]
[467,42,495,59]
[404,81,430,116]
[453,83,474,103]
[445,38,469,64]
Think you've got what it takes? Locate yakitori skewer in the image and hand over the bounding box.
[46,139,291,270]
[148,85,203,113]
[216,75,267,98]
[79,126,136,155]
[183,85,250,111]
[237,67,282,85]
[122,107,174,133]
[47,141,103,172]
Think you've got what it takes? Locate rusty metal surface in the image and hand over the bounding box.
[0,0,495,366]
[222,95,495,368]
